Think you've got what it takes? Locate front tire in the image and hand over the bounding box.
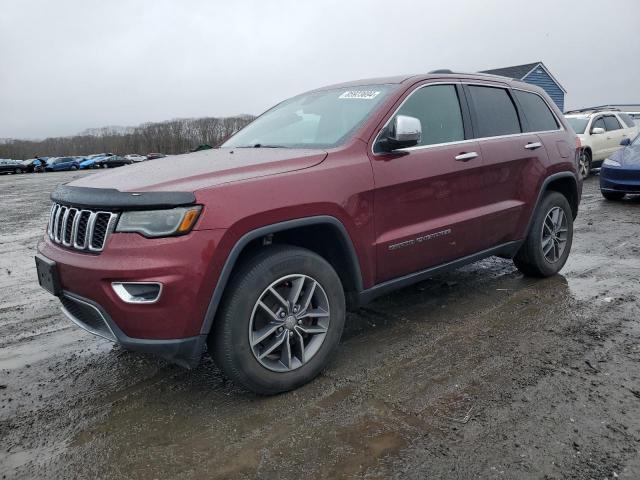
[210,245,346,395]
[514,192,573,277]
[601,190,625,201]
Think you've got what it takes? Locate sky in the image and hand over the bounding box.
[1,0,639,139]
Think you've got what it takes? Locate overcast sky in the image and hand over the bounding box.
[1,0,638,139]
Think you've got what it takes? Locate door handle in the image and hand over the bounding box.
[454,152,479,161]
[524,142,543,150]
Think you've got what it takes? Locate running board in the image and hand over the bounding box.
[357,241,522,306]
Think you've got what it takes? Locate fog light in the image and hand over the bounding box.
[112,282,162,304]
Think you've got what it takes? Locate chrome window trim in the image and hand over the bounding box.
[371,81,565,156]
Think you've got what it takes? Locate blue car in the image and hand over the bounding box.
[79,153,114,169]
[45,156,80,172]
[600,135,640,200]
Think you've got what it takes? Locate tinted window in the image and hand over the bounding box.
[618,113,635,128]
[514,90,558,132]
[468,86,521,137]
[604,116,622,131]
[393,84,464,147]
[592,118,605,131]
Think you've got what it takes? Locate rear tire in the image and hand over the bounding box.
[601,190,625,201]
[514,191,573,277]
[210,245,346,395]
[578,150,591,179]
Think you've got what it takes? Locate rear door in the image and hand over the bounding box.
[464,84,547,248]
[603,115,625,157]
[370,82,484,283]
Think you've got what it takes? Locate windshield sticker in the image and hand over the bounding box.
[339,90,381,100]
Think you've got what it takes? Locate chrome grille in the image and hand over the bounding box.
[48,203,118,253]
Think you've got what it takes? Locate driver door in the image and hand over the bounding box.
[369,82,483,283]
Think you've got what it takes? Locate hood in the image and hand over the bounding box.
[68,148,327,192]
[610,145,640,169]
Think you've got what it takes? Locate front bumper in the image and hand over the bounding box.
[600,167,640,194]
[60,290,205,368]
[37,228,226,367]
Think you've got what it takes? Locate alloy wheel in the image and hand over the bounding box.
[578,152,590,179]
[249,274,330,372]
[541,206,568,263]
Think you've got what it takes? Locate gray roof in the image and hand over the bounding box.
[480,62,541,79]
[480,61,566,93]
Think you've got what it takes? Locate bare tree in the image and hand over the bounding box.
[0,115,255,159]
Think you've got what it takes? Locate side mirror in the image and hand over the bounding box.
[384,115,422,150]
[620,137,631,146]
[591,127,605,135]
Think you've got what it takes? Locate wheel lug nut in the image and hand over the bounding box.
[279,312,286,318]
[297,320,302,325]
[289,331,294,336]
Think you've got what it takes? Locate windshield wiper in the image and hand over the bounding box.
[236,144,287,148]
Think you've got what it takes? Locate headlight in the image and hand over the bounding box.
[116,206,202,237]
[603,158,621,167]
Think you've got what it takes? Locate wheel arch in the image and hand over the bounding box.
[525,172,579,238]
[199,216,363,336]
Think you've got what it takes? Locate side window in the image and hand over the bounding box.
[393,84,465,147]
[604,116,622,131]
[513,90,559,132]
[592,117,605,131]
[617,113,635,128]
[467,86,521,137]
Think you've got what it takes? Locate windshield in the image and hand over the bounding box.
[565,116,589,134]
[222,85,394,149]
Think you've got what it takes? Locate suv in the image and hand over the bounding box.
[35,72,582,394]
[564,109,638,178]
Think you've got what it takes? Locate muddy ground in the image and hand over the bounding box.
[1,171,639,479]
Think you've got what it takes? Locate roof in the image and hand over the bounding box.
[480,61,567,93]
[480,62,541,79]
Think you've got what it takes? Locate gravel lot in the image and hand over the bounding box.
[1,171,639,479]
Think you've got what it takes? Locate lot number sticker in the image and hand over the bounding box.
[338,90,381,100]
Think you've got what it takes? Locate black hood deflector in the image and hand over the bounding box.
[51,185,196,211]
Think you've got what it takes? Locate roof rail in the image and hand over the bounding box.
[428,69,454,74]
[564,106,621,114]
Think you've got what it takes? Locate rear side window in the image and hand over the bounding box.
[618,113,636,128]
[393,84,465,147]
[467,86,521,137]
[513,90,558,132]
[604,116,622,131]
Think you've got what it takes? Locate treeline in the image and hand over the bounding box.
[0,115,255,160]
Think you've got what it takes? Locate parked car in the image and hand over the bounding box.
[45,156,80,172]
[79,153,114,170]
[124,154,147,162]
[22,158,45,173]
[36,71,582,394]
[96,155,133,168]
[565,109,639,178]
[600,135,640,200]
[0,159,26,174]
[146,153,166,160]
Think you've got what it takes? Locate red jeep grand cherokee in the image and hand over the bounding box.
[36,72,582,394]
